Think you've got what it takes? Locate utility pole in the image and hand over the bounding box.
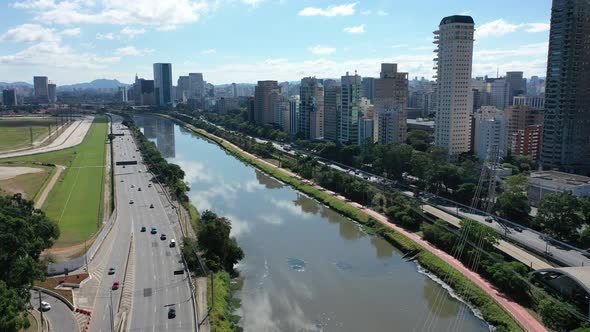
[84,240,89,273]
[110,289,114,332]
[37,289,44,329]
[30,127,33,145]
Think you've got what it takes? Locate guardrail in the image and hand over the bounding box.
[32,286,74,311]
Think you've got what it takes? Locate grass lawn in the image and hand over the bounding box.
[0,166,52,200]
[0,116,108,247]
[0,117,63,152]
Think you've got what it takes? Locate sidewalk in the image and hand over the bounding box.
[189,122,547,332]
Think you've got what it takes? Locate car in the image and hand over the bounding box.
[168,307,176,319]
[140,226,146,232]
[513,226,523,233]
[544,251,554,257]
[149,204,154,208]
[169,239,176,247]
[160,234,167,240]
[151,227,157,234]
[138,187,142,191]
[129,200,134,204]
[131,184,135,188]
[148,183,152,188]
[108,267,115,275]
[40,301,51,312]
[112,281,120,290]
[120,179,124,182]
[485,216,494,223]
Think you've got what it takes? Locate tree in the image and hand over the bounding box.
[197,210,244,274]
[406,130,432,152]
[535,192,583,243]
[538,298,583,331]
[485,261,530,302]
[494,191,531,224]
[0,194,59,331]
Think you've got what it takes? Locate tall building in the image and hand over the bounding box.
[323,81,341,142]
[2,89,17,106]
[361,77,375,103]
[513,95,545,110]
[506,105,544,160]
[473,106,508,160]
[253,80,280,125]
[340,72,362,144]
[47,83,57,103]
[153,63,173,106]
[485,78,510,110]
[188,73,205,99]
[434,15,475,158]
[359,117,374,143]
[33,76,48,102]
[177,76,190,102]
[299,77,324,139]
[372,63,408,144]
[542,0,590,174]
[506,71,525,105]
[118,86,128,102]
[232,83,238,98]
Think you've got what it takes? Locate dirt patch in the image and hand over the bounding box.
[0,167,50,200]
[0,166,43,180]
[34,273,89,304]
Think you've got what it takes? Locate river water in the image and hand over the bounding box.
[135,115,490,332]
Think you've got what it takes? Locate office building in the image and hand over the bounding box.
[373,63,408,144]
[323,81,341,142]
[473,106,508,161]
[47,83,57,103]
[434,15,475,158]
[188,73,205,99]
[359,117,374,144]
[299,77,324,139]
[253,80,280,125]
[153,63,173,106]
[177,76,190,103]
[486,78,510,110]
[362,77,375,102]
[282,96,300,136]
[118,86,128,102]
[2,89,17,106]
[528,171,590,206]
[506,71,525,105]
[513,95,545,110]
[506,105,544,160]
[232,83,238,98]
[542,0,590,174]
[33,76,49,102]
[340,72,362,144]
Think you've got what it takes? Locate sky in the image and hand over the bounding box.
[0,0,552,85]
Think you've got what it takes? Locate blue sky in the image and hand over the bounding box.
[0,0,552,85]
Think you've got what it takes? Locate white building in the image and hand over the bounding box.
[473,106,508,161]
[434,15,474,158]
[118,86,128,102]
[528,171,590,206]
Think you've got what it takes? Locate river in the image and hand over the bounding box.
[135,115,490,332]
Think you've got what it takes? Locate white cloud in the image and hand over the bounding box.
[476,19,521,39]
[343,24,365,34]
[377,9,388,16]
[524,23,550,33]
[61,27,81,36]
[0,24,59,43]
[298,3,357,17]
[0,41,120,69]
[96,32,114,40]
[120,27,146,38]
[308,45,336,55]
[12,0,215,29]
[114,46,154,56]
[156,25,178,31]
[474,42,548,61]
[391,44,408,48]
[241,0,264,6]
[201,48,217,55]
[360,10,370,15]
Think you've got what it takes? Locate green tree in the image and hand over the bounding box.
[535,192,583,243]
[406,130,432,152]
[494,191,531,224]
[538,298,583,331]
[197,210,244,274]
[485,261,530,302]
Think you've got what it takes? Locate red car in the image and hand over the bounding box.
[112,281,120,290]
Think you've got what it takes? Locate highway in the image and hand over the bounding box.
[30,290,78,332]
[200,115,590,268]
[89,115,196,332]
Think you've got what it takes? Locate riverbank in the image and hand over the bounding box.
[156,112,547,332]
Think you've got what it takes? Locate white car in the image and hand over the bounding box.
[40,301,51,311]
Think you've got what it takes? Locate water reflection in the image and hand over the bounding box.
[135,115,175,158]
[422,279,461,319]
[134,115,490,332]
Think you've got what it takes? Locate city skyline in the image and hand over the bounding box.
[0,0,551,84]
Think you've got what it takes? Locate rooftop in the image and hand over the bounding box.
[440,15,474,25]
[530,171,590,187]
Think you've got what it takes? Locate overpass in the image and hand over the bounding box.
[532,266,590,318]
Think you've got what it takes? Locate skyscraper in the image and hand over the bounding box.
[506,71,524,105]
[188,73,205,99]
[153,63,173,106]
[323,80,341,142]
[372,63,408,144]
[506,105,544,160]
[2,89,17,106]
[361,77,375,103]
[253,80,280,125]
[299,77,324,140]
[33,76,48,102]
[177,76,189,102]
[47,83,57,103]
[542,0,590,174]
[340,72,362,144]
[434,15,475,158]
[473,106,508,160]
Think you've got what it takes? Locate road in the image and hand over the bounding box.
[202,115,590,268]
[30,290,78,332]
[89,115,196,332]
[0,116,93,159]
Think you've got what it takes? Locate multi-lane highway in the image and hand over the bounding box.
[89,115,196,332]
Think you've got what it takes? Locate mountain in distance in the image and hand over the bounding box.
[58,79,130,91]
[0,82,33,87]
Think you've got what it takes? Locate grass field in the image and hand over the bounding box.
[0,117,64,152]
[0,116,108,247]
[0,166,52,200]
